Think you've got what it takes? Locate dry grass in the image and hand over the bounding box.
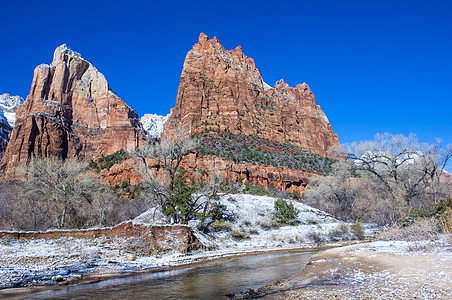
[440,208,452,233]
[378,218,440,241]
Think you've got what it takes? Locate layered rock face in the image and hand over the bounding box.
[1,45,146,169]
[164,33,339,157]
[102,154,313,194]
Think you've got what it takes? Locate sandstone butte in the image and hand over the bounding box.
[164,33,340,157]
[1,36,339,194]
[0,45,146,170]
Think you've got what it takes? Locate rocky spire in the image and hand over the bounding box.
[1,45,146,170]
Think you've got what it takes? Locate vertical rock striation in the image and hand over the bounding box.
[164,33,339,157]
[1,45,146,169]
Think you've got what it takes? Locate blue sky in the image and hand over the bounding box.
[1,0,451,160]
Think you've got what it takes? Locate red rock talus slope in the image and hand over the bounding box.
[164,33,339,157]
[1,45,146,169]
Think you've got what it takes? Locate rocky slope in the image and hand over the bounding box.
[1,45,147,170]
[0,94,23,159]
[164,33,339,157]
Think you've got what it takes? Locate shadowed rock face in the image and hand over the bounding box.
[1,45,146,169]
[0,119,10,160]
[164,33,340,157]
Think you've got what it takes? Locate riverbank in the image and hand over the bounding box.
[0,235,348,297]
[1,194,372,292]
[255,239,452,299]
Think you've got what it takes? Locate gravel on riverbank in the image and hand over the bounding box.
[255,240,452,300]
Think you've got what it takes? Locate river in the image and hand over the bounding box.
[12,250,315,299]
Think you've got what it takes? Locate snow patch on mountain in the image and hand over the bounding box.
[1,93,24,159]
[263,80,272,91]
[140,113,169,139]
[0,93,24,127]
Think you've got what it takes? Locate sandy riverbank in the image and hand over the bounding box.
[255,240,452,299]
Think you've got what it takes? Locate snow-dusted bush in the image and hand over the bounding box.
[272,199,299,225]
[231,228,250,240]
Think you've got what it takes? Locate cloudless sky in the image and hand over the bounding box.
[1,0,451,166]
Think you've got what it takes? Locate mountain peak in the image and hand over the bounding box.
[1,45,146,170]
[198,33,209,45]
[52,44,84,65]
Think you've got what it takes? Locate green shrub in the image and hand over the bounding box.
[399,196,452,227]
[272,199,299,225]
[350,221,365,239]
[338,223,350,234]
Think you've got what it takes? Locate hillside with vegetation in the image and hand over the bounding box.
[196,132,337,175]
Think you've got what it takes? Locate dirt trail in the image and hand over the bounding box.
[258,242,452,299]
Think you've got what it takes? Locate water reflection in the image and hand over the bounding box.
[18,250,314,300]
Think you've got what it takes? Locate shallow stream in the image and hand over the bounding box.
[12,250,314,299]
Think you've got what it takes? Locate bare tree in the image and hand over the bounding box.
[134,130,198,223]
[134,131,240,226]
[308,133,452,225]
[18,158,98,228]
[339,133,452,207]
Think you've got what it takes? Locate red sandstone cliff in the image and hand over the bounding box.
[1,45,146,169]
[164,33,340,157]
[102,154,314,195]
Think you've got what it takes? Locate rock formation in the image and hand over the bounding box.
[0,94,24,160]
[0,94,24,128]
[0,118,10,160]
[1,45,146,169]
[164,33,339,157]
[140,113,169,140]
[102,154,314,195]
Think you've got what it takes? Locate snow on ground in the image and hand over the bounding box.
[134,194,370,251]
[259,239,452,299]
[189,194,358,251]
[0,194,371,289]
[140,113,169,139]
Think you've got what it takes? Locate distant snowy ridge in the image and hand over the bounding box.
[0,93,24,127]
[140,113,169,139]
